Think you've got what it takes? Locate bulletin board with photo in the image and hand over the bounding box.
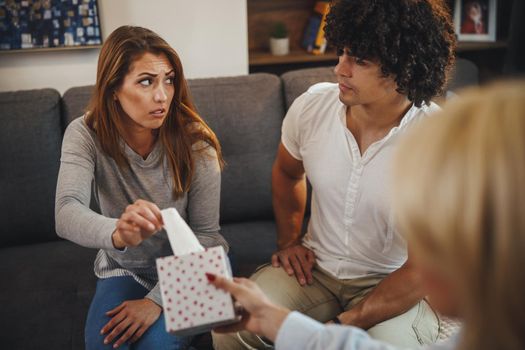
[0,0,102,51]
[454,0,497,42]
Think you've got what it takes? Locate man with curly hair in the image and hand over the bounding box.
[213,1,456,349]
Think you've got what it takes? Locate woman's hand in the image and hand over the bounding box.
[100,298,162,348]
[208,273,290,343]
[112,199,163,249]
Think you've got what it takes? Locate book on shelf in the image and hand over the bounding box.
[301,1,331,55]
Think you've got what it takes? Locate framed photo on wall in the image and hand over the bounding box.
[454,0,497,42]
[0,0,102,51]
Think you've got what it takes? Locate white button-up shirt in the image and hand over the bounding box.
[282,83,439,279]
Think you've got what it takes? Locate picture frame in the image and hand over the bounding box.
[454,0,497,42]
[0,0,102,52]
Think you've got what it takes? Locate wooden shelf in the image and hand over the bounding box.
[250,50,338,66]
[456,41,507,52]
[249,41,508,66]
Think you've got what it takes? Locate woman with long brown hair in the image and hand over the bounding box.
[55,25,228,349]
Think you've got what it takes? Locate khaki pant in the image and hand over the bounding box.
[212,264,440,349]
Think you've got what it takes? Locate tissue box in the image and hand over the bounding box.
[156,246,238,336]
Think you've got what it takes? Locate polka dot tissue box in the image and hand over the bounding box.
[156,208,239,336]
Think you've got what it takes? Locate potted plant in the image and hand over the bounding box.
[269,22,289,56]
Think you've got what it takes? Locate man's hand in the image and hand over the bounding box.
[271,244,316,286]
[100,298,162,348]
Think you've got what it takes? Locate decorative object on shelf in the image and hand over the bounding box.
[302,1,330,55]
[0,0,102,51]
[454,0,497,42]
[269,21,289,56]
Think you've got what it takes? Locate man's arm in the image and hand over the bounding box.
[272,142,307,248]
[337,251,425,329]
[271,143,316,286]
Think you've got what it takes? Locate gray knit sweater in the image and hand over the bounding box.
[55,117,228,306]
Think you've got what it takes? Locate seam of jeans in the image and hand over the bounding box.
[236,332,274,350]
[412,300,441,345]
[411,302,426,345]
[252,262,272,275]
[299,296,340,315]
[429,300,442,342]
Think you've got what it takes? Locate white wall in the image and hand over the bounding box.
[0,0,248,94]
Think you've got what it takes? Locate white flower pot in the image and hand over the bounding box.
[270,37,289,56]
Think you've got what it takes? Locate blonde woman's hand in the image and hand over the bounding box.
[100,298,162,348]
[208,273,290,342]
[112,199,163,249]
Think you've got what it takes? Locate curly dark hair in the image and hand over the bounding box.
[325,0,456,107]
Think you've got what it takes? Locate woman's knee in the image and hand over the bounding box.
[85,322,126,350]
[85,277,148,350]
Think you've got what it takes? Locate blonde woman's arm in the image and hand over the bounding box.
[209,274,436,350]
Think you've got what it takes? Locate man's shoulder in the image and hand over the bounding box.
[302,82,340,103]
[400,101,442,132]
[284,83,342,142]
[306,82,339,95]
[409,101,441,121]
[421,101,441,115]
[293,82,340,114]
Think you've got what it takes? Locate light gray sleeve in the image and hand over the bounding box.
[186,143,229,252]
[145,283,162,306]
[146,143,228,307]
[55,119,118,250]
[276,312,410,350]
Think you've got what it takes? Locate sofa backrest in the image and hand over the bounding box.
[0,89,62,247]
[447,58,479,92]
[62,85,95,128]
[62,73,285,224]
[188,74,284,223]
[4,59,478,247]
[281,67,337,109]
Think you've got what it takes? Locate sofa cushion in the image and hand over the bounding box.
[188,74,284,223]
[0,240,97,349]
[62,85,95,127]
[221,220,277,277]
[0,89,62,247]
[446,58,479,92]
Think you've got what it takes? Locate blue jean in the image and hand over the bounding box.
[85,276,192,350]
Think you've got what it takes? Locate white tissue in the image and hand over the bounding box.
[161,208,205,256]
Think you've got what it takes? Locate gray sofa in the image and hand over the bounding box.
[0,60,478,350]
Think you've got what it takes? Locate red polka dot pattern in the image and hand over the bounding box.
[156,246,237,335]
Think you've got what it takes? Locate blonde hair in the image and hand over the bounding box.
[392,81,525,350]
